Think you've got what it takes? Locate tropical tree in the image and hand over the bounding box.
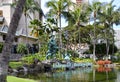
[63,3,90,57]
[98,0,120,57]
[0,0,26,82]
[87,1,101,61]
[46,0,73,53]
[29,18,59,53]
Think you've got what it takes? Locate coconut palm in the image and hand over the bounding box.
[46,0,73,53]
[64,4,90,57]
[98,0,120,57]
[0,0,26,82]
[87,1,101,61]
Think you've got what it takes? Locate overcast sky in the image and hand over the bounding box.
[41,0,120,29]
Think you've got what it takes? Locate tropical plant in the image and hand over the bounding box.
[29,18,59,51]
[46,0,74,53]
[17,43,27,55]
[98,0,120,56]
[87,1,102,61]
[63,4,90,57]
[0,0,26,82]
[22,53,46,64]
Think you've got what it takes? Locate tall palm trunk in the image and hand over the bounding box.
[93,12,96,61]
[106,39,110,58]
[78,27,81,58]
[111,26,115,55]
[59,13,62,56]
[0,0,26,82]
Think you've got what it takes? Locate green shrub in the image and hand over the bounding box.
[17,43,27,54]
[22,53,46,64]
[9,62,23,68]
[39,44,48,55]
[67,50,79,57]
[114,52,120,62]
[84,43,118,57]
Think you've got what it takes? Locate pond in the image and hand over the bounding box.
[16,67,120,82]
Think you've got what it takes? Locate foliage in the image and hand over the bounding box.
[9,62,23,68]
[114,51,120,62]
[0,43,3,53]
[7,76,37,82]
[39,43,48,56]
[12,0,43,19]
[66,50,79,58]
[17,43,27,54]
[46,0,74,20]
[84,43,118,58]
[29,18,59,38]
[22,53,46,64]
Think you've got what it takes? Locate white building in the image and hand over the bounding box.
[114,29,120,49]
[0,0,41,45]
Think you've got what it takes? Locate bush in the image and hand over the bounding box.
[67,50,79,58]
[84,43,118,57]
[114,52,120,62]
[9,62,23,68]
[22,53,46,64]
[17,43,27,55]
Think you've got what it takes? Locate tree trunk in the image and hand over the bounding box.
[0,0,26,82]
[106,39,110,60]
[59,14,62,55]
[93,12,96,61]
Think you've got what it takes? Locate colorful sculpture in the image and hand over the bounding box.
[46,35,58,59]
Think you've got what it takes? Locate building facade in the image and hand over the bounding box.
[114,29,120,49]
[0,0,41,45]
[72,0,89,4]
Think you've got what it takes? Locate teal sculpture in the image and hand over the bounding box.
[46,35,58,59]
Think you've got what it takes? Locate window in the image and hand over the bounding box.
[1,25,8,32]
[14,37,18,42]
[2,35,6,40]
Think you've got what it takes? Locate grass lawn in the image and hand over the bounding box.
[7,76,37,82]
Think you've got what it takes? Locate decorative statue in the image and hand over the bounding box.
[46,35,58,59]
[64,53,70,60]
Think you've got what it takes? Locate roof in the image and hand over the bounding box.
[0,25,37,40]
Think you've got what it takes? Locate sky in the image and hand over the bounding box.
[41,0,120,29]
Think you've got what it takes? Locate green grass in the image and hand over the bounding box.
[9,62,23,68]
[7,76,37,82]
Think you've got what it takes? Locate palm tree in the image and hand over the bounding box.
[46,0,73,54]
[88,1,101,61]
[0,0,26,82]
[29,18,59,51]
[98,0,120,57]
[64,4,90,57]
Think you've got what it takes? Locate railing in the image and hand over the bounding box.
[52,62,92,69]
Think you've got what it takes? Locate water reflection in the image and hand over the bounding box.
[16,67,120,82]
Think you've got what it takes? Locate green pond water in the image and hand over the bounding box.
[17,67,120,82]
